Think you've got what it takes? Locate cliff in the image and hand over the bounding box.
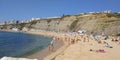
[0,13,120,35]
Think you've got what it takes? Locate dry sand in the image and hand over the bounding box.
[25,31,120,60]
[44,37,120,60]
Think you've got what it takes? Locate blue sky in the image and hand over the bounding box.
[0,0,120,22]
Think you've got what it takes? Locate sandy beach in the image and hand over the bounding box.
[44,33,120,60]
[24,31,120,60]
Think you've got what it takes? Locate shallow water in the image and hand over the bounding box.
[0,31,52,58]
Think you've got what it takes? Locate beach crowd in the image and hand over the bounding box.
[37,30,119,52]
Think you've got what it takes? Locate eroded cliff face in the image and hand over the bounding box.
[0,13,120,35]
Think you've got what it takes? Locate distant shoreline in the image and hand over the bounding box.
[0,30,22,33]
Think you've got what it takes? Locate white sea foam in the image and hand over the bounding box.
[0,56,37,60]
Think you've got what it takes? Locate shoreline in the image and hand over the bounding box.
[0,30,65,60]
[1,30,120,60]
[24,31,65,60]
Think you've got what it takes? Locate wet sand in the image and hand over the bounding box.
[25,31,64,60]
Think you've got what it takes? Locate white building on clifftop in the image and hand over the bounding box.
[103,10,112,13]
[32,18,41,20]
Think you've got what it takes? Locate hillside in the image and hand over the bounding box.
[0,13,120,35]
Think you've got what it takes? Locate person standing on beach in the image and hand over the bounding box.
[49,36,55,52]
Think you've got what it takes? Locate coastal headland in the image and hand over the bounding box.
[0,12,120,60]
[0,13,120,36]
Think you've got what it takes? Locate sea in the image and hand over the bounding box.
[0,31,52,58]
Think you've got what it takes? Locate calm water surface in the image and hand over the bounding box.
[0,31,52,58]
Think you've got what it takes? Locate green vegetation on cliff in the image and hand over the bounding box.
[0,13,120,35]
[107,13,120,18]
[70,20,79,30]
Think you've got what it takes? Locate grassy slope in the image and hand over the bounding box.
[0,13,120,35]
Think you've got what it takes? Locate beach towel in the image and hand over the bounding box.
[96,49,106,53]
[89,49,106,53]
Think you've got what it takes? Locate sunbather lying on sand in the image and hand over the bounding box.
[89,49,106,53]
[102,41,113,48]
